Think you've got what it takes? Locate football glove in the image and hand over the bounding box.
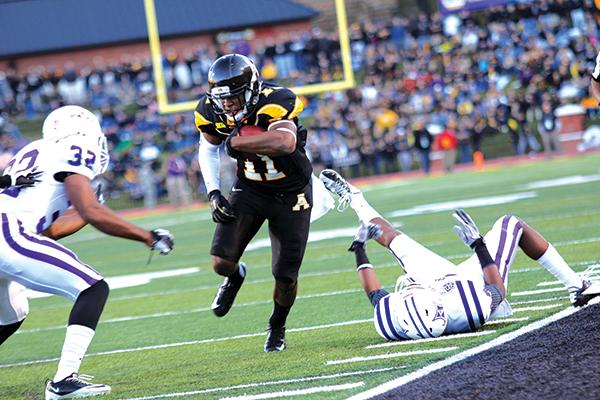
[224,129,242,159]
[14,170,43,188]
[208,190,236,223]
[150,228,174,255]
[452,209,483,249]
[349,221,383,250]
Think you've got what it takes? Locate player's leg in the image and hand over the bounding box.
[264,184,312,352]
[210,186,266,317]
[0,280,28,345]
[0,216,111,398]
[320,169,456,282]
[518,219,599,306]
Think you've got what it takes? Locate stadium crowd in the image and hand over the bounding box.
[0,0,597,205]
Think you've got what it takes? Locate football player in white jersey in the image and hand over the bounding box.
[0,106,175,399]
[320,169,600,341]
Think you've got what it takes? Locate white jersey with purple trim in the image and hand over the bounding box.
[375,215,524,340]
[0,137,104,233]
[435,275,492,334]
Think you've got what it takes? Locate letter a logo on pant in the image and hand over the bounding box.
[292,193,310,211]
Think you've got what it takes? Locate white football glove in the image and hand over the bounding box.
[354,221,383,246]
[151,228,174,255]
[452,209,482,249]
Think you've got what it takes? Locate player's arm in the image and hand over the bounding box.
[228,89,302,156]
[349,222,388,305]
[64,173,154,246]
[452,209,506,298]
[228,120,297,156]
[198,131,236,223]
[42,208,87,240]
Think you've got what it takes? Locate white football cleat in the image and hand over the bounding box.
[319,169,360,211]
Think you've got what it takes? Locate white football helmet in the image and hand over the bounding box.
[390,282,447,340]
[42,105,109,175]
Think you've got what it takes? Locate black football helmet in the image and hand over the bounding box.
[207,54,261,122]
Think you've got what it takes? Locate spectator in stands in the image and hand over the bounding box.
[412,119,432,175]
[536,100,562,159]
[435,122,458,173]
[165,153,192,208]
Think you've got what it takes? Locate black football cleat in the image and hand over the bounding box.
[45,373,110,399]
[571,280,600,307]
[211,262,246,317]
[264,325,286,352]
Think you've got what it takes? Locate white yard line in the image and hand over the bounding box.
[219,382,364,400]
[365,331,496,349]
[484,317,529,325]
[512,304,562,312]
[118,368,399,400]
[1,319,373,368]
[511,296,565,305]
[346,306,580,400]
[326,347,459,366]
[18,289,366,335]
[512,287,568,297]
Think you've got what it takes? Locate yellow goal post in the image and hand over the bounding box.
[143,0,355,114]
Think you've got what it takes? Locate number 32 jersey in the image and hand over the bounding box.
[195,84,313,193]
[0,137,104,233]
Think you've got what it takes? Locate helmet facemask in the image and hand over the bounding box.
[207,54,261,123]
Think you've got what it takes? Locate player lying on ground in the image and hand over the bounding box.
[0,106,175,399]
[320,169,600,340]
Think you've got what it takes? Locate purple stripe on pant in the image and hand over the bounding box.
[1,214,98,285]
[17,219,100,276]
[502,221,523,283]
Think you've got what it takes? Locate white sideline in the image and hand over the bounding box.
[219,382,364,400]
[0,319,373,368]
[346,306,580,400]
[326,347,458,366]
[118,367,400,400]
[365,330,496,349]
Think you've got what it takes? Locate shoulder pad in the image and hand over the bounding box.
[256,87,303,122]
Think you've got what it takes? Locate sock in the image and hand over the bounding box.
[349,192,382,224]
[228,263,245,284]
[54,325,95,382]
[536,244,582,290]
[269,302,292,329]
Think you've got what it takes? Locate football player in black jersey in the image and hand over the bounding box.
[195,54,313,352]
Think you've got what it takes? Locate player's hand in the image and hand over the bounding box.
[452,209,483,249]
[224,129,241,159]
[208,190,236,223]
[14,170,42,188]
[150,228,174,255]
[349,221,382,250]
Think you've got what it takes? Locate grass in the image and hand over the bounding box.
[1,153,600,399]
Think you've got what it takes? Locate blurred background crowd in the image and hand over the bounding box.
[0,0,598,208]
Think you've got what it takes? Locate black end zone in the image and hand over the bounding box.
[375,303,600,400]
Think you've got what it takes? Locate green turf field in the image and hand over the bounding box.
[2,153,600,400]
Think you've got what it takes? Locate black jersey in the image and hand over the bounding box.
[195,83,312,193]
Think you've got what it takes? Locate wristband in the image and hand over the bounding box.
[349,240,371,270]
[472,238,495,269]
